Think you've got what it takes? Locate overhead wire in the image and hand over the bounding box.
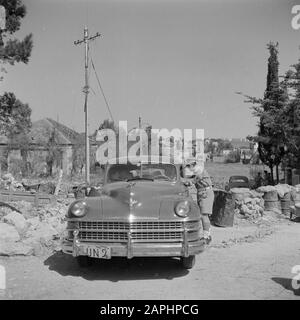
[90,56,115,123]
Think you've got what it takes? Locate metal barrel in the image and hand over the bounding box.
[290,192,300,219]
[296,204,300,217]
[264,199,281,211]
[211,189,235,227]
[263,190,278,201]
[291,191,300,205]
[280,192,291,216]
[263,190,280,211]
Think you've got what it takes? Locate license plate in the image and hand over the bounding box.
[86,245,111,259]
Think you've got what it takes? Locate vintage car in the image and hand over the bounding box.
[226,175,250,190]
[62,156,205,269]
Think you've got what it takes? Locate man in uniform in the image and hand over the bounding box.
[184,158,214,244]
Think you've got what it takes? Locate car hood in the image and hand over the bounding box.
[83,180,188,220]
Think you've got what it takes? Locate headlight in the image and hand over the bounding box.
[175,200,190,217]
[70,201,87,217]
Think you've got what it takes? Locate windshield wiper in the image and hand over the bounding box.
[127,177,154,182]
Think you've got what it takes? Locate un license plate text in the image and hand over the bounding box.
[86,246,111,259]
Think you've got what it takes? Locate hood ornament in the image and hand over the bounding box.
[130,198,138,208]
[125,198,139,208]
[126,181,136,188]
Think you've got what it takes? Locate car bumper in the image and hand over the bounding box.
[61,238,205,258]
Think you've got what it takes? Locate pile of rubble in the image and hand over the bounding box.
[230,188,264,220]
[0,198,72,257]
[257,183,300,199]
[0,172,97,257]
[0,173,62,194]
[230,183,300,221]
[290,184,300,218]
[0,173,25,191]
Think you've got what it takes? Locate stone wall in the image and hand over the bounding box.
[1,145,75,176]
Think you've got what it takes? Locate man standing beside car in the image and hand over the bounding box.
[184,158,214,245]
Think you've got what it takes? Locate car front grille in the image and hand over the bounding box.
[131,231,182,241]
[79,231,128,241]
[76,221,185,243]
[79,221,183,231]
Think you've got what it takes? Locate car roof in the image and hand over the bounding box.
[229,175,249,180]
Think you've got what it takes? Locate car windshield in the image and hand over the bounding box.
[107,163,177,183]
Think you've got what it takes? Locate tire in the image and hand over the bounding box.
[181,255,196,269]
[76,256,94,267]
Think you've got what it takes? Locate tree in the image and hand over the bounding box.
[0,0,33,135]
[71,135,85,175]
[282,63,300,170]
[224,150,241,163]
[240,42,288,183]
[257,42,282,183]
[0,0,33,78]
[44,129,63,177]
[98,119,117,132]
[92,119,118,140]
[7,132,32,175]
[204,139,232,155]
[216,139,233,154]
[204,140,216,154]
[0,92,32,173]
[0,92,31,135]
[92,119,119,159]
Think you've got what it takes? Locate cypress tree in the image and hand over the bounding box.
[240,42,288,184]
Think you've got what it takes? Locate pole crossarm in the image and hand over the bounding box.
[74,31,101,45]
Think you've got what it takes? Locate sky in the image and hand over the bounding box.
[1,0,300,139]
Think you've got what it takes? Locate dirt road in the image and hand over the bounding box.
[0,222,299,300]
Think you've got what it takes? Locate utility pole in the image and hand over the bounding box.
[74,27,100,185]
[138,116,142,157]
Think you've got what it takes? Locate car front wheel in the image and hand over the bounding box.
[181,255,196,269]
[76,256,94,267]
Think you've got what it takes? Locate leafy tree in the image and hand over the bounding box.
[0,92,32,173]
[204,139,232,155]
[217,139,233,154]
[44,129,63,177]
[0,0,33,79]
[204,140,217,154]
[71,135,85,175]
[98,119,117,132]
[92,119,118,139]
[0,0,33,136]
[92,119,120,159]
[7,133,32,175]
[224,150,241,163]
[0,92,31,135]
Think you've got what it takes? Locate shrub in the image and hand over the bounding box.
[224,150,241,163]
[8,158,25,179]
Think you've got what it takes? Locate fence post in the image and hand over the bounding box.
[34,192,39,207]
[54,169,63,196]
[8,186,12,202]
